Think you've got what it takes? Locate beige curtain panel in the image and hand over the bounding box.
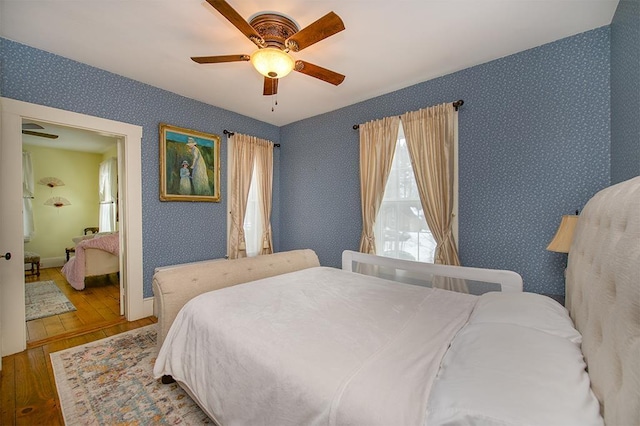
[228,133,256,259]
[358,116,400,254]
[255,138,274,255]
[401,103,461,266]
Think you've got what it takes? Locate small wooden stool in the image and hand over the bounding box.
[65,246,75,261]
[24,251,41,277]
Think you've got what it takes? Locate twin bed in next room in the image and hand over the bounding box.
[152,176,639,425]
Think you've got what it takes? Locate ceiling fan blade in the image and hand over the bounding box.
[22,123,45,130]
[22,130,59,139]
[286,12,345,52]
[295,60,345,86]
[205,0,264,47]
[191,54,250,64]
[263,77,279,96]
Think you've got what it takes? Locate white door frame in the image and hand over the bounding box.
[1,98,145,357]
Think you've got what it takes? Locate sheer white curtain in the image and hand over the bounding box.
[98,157,118,232]
[23,151,35,242]
[243,161,263,257]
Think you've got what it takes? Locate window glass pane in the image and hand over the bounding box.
[374,125,436,263]
[243,162,263,257]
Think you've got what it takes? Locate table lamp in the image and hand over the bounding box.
[547,214,579,253]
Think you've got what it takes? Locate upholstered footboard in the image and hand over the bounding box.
[152,249,321,348]
[84,248,119,277]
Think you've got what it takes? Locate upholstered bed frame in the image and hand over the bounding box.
[153,249,321,348]
[84,248,119,278]
[152,176,639,425]
[565,176,640,424]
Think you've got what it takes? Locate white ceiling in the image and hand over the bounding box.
[1,0,619,127]
[22,120,117,154]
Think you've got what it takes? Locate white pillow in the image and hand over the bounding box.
[426,323,603,426]
[469,291,582,344]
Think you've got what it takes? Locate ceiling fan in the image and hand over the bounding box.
[191,0,345,96]
[22,123,59,139]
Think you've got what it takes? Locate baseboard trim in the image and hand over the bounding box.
[37,257,66,269]
[143,297,154,318]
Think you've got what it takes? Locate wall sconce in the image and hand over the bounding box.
[547,214,579,253]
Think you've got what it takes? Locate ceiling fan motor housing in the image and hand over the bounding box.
[249,13,299,51]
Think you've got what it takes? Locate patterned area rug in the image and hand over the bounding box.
[25,280,77,321]
[50,325,211,425]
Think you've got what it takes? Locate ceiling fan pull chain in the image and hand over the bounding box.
[271,79,277,112]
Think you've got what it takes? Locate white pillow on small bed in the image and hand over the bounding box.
[469,291,582,344]
[426,322,603,426]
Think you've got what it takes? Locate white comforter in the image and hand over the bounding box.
[154,266,477,425]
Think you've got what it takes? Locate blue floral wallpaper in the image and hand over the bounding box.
[2,16,631,298]
[280,27,612,295]
[0,39,280,298]
[611,0,640,184]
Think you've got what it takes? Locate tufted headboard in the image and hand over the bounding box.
[565,176,640,425]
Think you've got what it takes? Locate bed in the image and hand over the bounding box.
[61,232,120,290]
[153,176,639,425]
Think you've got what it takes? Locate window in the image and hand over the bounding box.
[373,123,458,263]
[98,157,118,232]
[226,133,274,259]
[242,162,263,257]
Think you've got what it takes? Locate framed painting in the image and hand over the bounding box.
[159,123,221,202]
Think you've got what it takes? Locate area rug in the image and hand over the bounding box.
[25,280,77,321]
[50,325,211,425]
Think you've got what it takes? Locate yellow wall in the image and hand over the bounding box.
[23,146,103,261]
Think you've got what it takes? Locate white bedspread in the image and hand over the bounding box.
[154,266,477,425]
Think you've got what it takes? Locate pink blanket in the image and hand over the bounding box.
[62,233,119,290]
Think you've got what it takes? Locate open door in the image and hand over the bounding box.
[0,101,28,358]
[1,97,145,358]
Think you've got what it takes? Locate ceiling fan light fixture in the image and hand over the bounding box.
[250,48,294,79]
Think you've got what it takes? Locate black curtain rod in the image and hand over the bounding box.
[352,100,464,130]
[223,129,280,147]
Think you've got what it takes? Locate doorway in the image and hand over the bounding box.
[22,120,122,344]
[1,98,145,358]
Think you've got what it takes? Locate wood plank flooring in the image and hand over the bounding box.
[25,267,122,345]
[1,267,156,425]
[1,316,157,425]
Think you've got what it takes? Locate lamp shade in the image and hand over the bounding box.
[546,215,579,253]
[250,48,295,79]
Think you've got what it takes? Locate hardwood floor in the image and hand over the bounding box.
[0,267,157,424]
[25,267,123,346]
[1,317,157,425]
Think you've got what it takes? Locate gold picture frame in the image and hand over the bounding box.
[159,123,221,202]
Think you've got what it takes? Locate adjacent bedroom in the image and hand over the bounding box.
[21,121,122,344]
